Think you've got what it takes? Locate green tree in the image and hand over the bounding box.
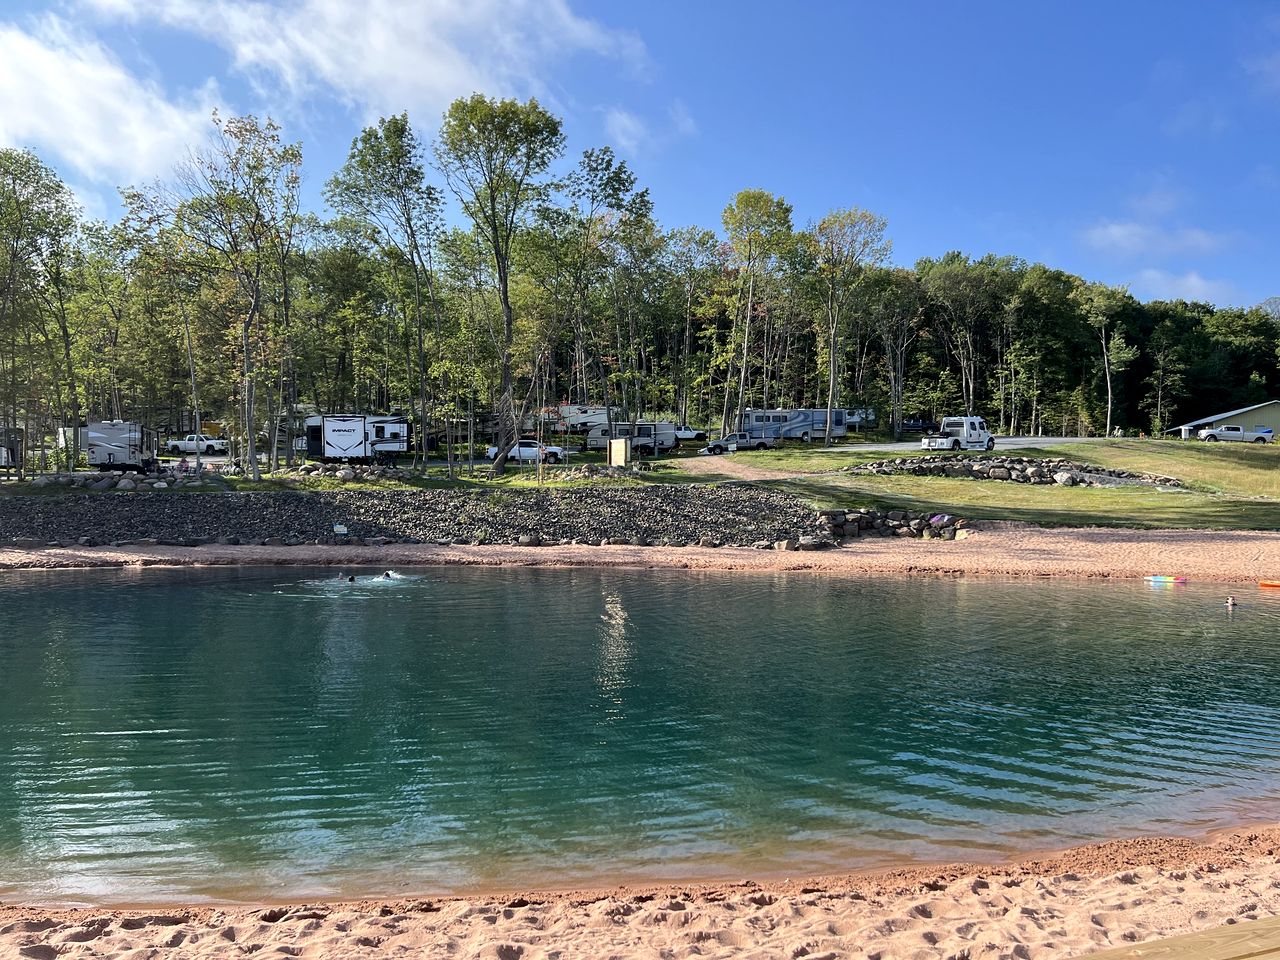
[435,94,564,475]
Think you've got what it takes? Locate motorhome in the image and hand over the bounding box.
[302,414,411,462]
[921,416,995,451]
[87,421,158,471]
[737,408,858,442]
[583,420,678,454]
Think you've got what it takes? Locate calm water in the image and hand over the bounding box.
[2,567,1280,904]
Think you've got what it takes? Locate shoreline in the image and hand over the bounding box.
[4,824,1280,957]
[3,523,1279,581]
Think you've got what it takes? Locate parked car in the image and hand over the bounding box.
[166,433,228,455]
[1196,425,1273,443]
[921,417,995,451]
[700,432,778,455]
[675,424,707,442]
[484,438,566,463]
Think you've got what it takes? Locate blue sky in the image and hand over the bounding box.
[2,0,1277,306]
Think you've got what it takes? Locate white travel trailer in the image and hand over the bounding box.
[302,414,411,462]
[527,404,618,434]
[87,421,158,471]
[584,420,678,454]
[738,408,856,442]
[0,427,20,469]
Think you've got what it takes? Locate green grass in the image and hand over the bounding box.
[1022,439,1280,498]
[764,471,1280,530]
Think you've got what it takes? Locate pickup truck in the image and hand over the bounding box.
[485,438,566,464]
[166,434,228,455]
[1197,425,1273,443]
[701,432,777,455]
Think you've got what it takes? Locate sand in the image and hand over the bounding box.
[3,826,1280,958]
[2,523,1278,582]
[4,528,1280,957]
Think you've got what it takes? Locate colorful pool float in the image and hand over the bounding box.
[1261,581,1280,589]
[1145,576,1188,583]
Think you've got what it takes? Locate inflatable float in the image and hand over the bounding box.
[1144,576,1188,583]
[1260,581,1280,589]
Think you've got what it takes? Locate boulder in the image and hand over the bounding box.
[773,538,798,551]
[116,478,136,491]
[1053,471,1076,486]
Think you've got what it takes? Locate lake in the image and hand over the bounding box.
[2,566,1278,903]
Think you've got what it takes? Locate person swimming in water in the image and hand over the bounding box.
[383,570,393,579]
[347,575,356,583]
[1225,595,1237,608]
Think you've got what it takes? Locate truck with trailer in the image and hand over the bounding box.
[920,416,995,451]
[302,414,412,463]
[87,421,158,471]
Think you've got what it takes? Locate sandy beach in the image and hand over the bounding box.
[2,522,1278,582]
[2,825,1279,958]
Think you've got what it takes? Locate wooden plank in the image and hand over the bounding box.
[1086,915,1280,959]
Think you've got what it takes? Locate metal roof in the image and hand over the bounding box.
[1167,399,1280,432]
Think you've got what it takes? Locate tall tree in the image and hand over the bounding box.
[720,189,792,433]
[435,94,563,475]
[810,208,890,445]
[326,112,445,472]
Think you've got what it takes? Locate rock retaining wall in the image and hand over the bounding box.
[845,455,1179,488]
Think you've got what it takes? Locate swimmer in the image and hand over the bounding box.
[383,570,393,579]
[1225,595,1237,609]
[347,575,356,583]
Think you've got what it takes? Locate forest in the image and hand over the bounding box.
[2,94,1277,476]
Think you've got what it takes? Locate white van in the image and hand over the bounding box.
[921,416,995,451]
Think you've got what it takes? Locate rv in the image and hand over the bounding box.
[584,420,678,454]
[87,421,158,471]
[737,408,858,442]
[302,414,411,463]
[527,405,618,434]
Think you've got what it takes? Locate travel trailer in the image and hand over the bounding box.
[87,421,158,471]
[737,408,858,442]
[302,414,411,462]
[527,405,619,434]
[583,420,678,454]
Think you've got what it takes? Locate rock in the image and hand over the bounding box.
[955,528,973,540]
[14,537,45,548]
[152,481,168,490]
[216,535,240,545]
[116,478,136,490]
[1053,471,1076,486]
[517,534,542,547]
[773,538,797,551]
[337,469,356,481]
[988,467,1011,480]
[796,536,824,551]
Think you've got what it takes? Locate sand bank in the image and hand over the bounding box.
[3,826,1280,958]
[2,523,1278,581]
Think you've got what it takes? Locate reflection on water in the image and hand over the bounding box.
[1,566,1279,903]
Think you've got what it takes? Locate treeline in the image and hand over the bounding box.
[2,95,1277,476]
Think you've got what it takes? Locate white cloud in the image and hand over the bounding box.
[1082,220,1226,257]
[604,108,647,155]
[1131,268,1234,304]
[78,0,646,119]
[669,100,697,137]
[0,14,218,185]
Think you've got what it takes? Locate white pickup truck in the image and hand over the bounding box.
[485,438,566,463]
[1197,424,1273,443]
[921,416,995,451]
[167,433,229,455]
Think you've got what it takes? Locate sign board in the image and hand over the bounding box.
[607,438,630,467]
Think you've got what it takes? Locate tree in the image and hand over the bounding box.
[327,113,445,472]
[720,189,792,433]
[810,208,890,445]
[130,112,302,480]
[1073,282,1136,437]
[864,268,922,438]
[435,94,563,475]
